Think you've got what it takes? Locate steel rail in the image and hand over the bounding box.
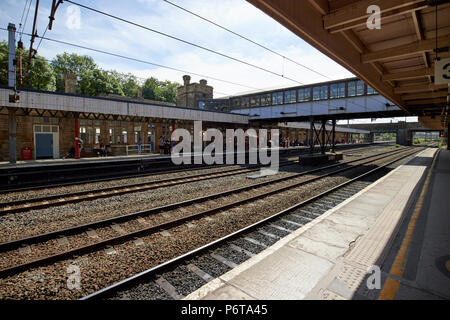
[0,143,381,193]
[0,148,418,278]
[80,147,427,300]
[0,159,299,215]
[0,147,409,254]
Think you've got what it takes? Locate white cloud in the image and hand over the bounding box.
[65,5,81,30]
[1,0,355,98]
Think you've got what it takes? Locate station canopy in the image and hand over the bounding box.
[247,0,450,130]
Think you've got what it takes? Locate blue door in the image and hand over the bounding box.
[36,133,53,159]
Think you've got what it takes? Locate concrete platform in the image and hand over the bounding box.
[0,152,165,169]
[184,148,449,300]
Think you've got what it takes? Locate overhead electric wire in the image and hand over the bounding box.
[18,0,30,34]
[64,0,305,86]
[0,27,260,91]
[19,0,33,40]
[162,0,332,81]
[35,24,49,52]
[0,43,234,98]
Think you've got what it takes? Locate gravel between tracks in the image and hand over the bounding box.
[0,146,397,245]
[0,149,411,300]
[0,162,313,243]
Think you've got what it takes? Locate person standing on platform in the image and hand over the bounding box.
[159,136,164,155]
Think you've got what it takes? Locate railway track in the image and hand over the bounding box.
[0,147,419,285]
[0,159,300,215]
[82,147,430,300]
[0,142,387,194]
[0,145,397,215]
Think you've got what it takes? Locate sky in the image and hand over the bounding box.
[0,0,417,124]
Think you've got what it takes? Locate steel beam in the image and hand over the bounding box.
[8,107,17,163]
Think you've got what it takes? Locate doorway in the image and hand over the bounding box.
[34,125,59,159]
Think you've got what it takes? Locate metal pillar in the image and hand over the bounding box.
[74,114,80,159]
[8,108,17,163]
[286,129,289,148]
[321,119,326,154]
[309,116,314,154]
[8,23,16,88]
[8,24,17,164]
[331,119,336,153]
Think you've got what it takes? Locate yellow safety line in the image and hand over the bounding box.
[378,149,440,300]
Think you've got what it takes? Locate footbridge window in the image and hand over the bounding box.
[272,92,283,105]
[284,90,296,104]
[261,94,271,106]
[367,85,377,95]
[330,83,345,99]
[298,88,311,102]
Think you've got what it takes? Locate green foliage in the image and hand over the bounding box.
[117,72,140,98]
[51,52,97,93]
[0,41,56,91]
[142,77,179,103]
[1,46,179,103]
[78,69,124,96]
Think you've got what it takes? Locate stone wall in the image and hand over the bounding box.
[176,75,213,108]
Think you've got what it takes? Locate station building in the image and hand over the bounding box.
[0,74,370,162]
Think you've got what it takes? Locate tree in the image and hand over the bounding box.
[77,69,124,97]
[142,77,160,100]
[159,80,179,103]
[116,72,140,98]
[51,52,97,93]
[0,41,56,91]
[142,77,179,103]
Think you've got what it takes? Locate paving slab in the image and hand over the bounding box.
[185,148,443,300]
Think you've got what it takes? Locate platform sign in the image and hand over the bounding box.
[434,58,450,85]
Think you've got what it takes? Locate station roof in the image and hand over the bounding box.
[0,87,248,125]
[246,0,450,130]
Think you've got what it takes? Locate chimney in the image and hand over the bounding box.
[64,72,77,94]
[137,87,143,99]
[183,75,191,86]
[199,79,207,86]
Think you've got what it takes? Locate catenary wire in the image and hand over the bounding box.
[64,0,305,86]
[162,0,332,80]
[0,28,259,91]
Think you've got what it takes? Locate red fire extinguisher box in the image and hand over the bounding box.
[21,147,33,160]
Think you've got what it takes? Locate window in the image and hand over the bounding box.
[261,94,271,106]
[348,81,356,97]
[356,80,364,96]
[284,90,296,104]
[330,83,346,99]
[95,128,101,144]
[232,98,241,109]
[109,128,114,144]
[198,101,205,109]
[272,92,283,105]
[134,125,142,144]
[88,127,93,144]
[313,87,321,101]
[320,85,328,100]
[250,96,260,107]
[122,130,127,144]
[242,97,250,108]
[298,88,311,102]
[367,85,377,95]
[80,127,87,143]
